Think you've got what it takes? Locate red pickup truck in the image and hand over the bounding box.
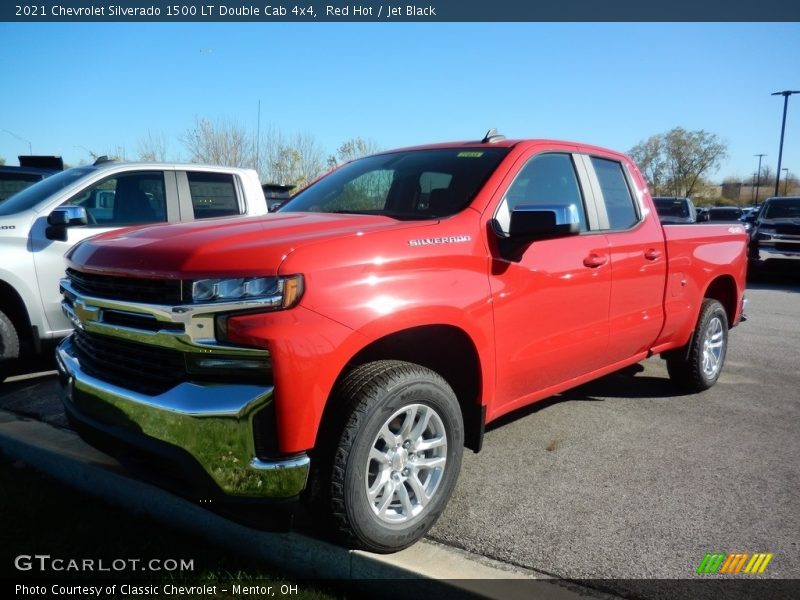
[56,135,747,553]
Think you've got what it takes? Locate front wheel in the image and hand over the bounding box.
[665,298,728,392]
[0,310,21,383]
[315,360,464,553]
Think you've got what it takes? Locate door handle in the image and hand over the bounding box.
[644,249,662,261]
[583,253,608,268]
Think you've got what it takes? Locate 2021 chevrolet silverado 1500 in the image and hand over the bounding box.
[0,159,268,381]
[55,136,747,553]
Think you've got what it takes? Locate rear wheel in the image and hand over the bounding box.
[0,310,20,383]
[314,360,464,553]
[666,299,728,392]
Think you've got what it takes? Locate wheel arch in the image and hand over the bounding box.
[320,324,486,453]
[0,279,35,347]
[703,274,738,326]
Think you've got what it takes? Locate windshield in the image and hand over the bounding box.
[0,167,94,215]
[763,199,800,219]
[654,198,690,218]
[280,148,510,219]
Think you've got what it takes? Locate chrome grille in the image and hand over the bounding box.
[66,268,184,304]
[72,328,185,396]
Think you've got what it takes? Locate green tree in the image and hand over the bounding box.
[630,127,727,197]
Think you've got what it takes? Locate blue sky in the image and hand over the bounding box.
[1,22,798,181]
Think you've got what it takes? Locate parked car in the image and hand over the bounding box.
[0,155,63,203]
[262,183,295,212]
[652,196,697,224]
[748,196,800,270]
[55,136,747,553]
[0,158,268,381]
[707,206,744,222]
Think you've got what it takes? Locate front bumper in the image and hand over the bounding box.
[56,336,310,500]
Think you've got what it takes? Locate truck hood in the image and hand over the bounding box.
[66,212,434,279]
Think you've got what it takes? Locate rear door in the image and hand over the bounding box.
[580,154,666,363]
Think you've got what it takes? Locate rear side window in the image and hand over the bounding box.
[591,157,638,230]
[188,172,241,219]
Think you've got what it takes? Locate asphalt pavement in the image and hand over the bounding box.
[430,279,800,585]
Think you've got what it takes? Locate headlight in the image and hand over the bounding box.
[755,227,776,241]
[190,275,303,308]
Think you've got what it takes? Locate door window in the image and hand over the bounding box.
[188,172,241,219]
[496,153,587,233]
[63,172,167,226]
[590,157,639,230]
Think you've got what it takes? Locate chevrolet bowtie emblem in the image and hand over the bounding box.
[73,300,101,328]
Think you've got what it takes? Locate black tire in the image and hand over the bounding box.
[313,360,464,553]
[665,299,728,392]
[0,309,21,383]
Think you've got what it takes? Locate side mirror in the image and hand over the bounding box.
[499,204,580,261]
[509,204,580,241]
[46,206,88,241]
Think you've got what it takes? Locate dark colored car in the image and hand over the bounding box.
[262,183,295,212]
[707,206,744,222]
[748,196,800,270]
[0,155,63,203]
[652,196,697,224]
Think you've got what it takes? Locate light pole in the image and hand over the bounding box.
[1,129,33,154]
[754,153,767,203]
[783,168,790,195]
[772,90,800,196]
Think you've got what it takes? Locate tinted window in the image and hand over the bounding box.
[0,167,94,215]
[0,172,44,202]
[64,171,167,226]
[591,157,638,230]
[281,148,509,219]
[188,172,241,219]
[764,199,800,219]
[496,153,587,233]
[654,198,690,218]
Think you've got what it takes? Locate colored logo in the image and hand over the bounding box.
[696,552,773,574]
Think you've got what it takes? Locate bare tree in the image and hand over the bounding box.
[181,117,255,168]
[328,137,382,169]
[138,130,170,162]
[261,129,326,189]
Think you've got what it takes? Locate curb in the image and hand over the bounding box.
[0,409,608,599]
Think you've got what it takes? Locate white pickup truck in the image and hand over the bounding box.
[0,158,268,380]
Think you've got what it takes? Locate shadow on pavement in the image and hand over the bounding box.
[487,363,691,432]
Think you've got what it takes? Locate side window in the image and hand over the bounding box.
[590,157,638,230]
[63,172,166,226]
[188,172,241,219]
[496,153,587,233]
